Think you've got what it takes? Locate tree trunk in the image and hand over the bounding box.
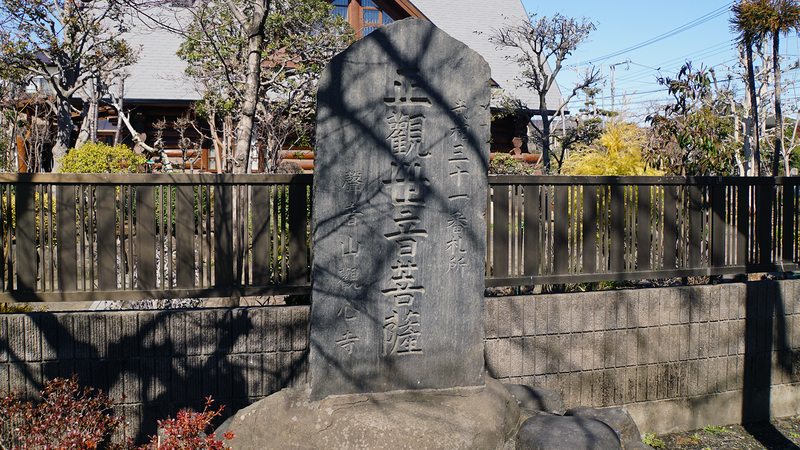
[232,22,266,174]
[52,96,73,172]
[772,33,784,176]
[746,44,761,176]
[538,97,552,173]
[540,116,552,173]
[75,101,92,150]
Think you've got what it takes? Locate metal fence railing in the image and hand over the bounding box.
[486,175,799,287]
[0,173,311,302]
[0,174,796,301]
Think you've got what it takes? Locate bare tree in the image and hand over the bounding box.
[491,13,601,173]
[178,0,352,172]
[0,0,137,171]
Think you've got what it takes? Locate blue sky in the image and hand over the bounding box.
[517,0,785,121]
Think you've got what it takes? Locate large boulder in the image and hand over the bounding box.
[503,384,566,415]
[516,415,622,450]
[216,377,519,450]
[565,406,642,447]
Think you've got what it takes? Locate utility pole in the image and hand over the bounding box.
[609,60,630,112]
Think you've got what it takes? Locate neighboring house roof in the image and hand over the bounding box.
[117,9,201,103]
[409,0,563,111]
[116,0,563,111]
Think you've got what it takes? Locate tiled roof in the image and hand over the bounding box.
[116,0,562,109]
[116,12,201,102]
[409,0,563,110]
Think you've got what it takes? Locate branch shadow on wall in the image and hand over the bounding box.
[742,281,800,449]
[0,305,308,445]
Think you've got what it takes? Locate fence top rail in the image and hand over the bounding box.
[489,174,800,186]
[0,173,797,187]
[0,173,315,185]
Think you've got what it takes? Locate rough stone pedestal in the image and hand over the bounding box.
[216,377,518,450]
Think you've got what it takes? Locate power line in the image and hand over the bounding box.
[577,2,734,67]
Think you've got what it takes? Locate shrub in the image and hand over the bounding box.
[140,397,234,450]
[0,302,45,313]
[561,121,663,176]
[0,375,124,449]
[0,377,234,450]
[58,143,146,174]
[489,153,537,175]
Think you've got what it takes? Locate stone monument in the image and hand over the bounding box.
[310,17,491,399]
[217,20,520,449]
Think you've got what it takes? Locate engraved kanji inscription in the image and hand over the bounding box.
[446,211,468,272]
[337,330,360,354]
[387,111,427,157]
[343,171,364,193]
[383,162,430,205]
[384,68,431,107]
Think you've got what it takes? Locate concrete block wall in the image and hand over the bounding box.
[0,306,309,443]
[485,280,800,434]
[1,280,798,441]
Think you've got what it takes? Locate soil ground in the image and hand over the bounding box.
[649,416,800,449]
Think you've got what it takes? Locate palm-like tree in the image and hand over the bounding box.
[731,0,769,176]
[761,0,800,175]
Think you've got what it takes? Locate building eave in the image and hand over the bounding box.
[373,0,427,20]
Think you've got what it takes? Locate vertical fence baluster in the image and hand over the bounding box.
[136,185,156,290]
[96,185,116,291]
[205,184,212,287]
[16,182,36,292]
[176,184,194,289]
[637,185,651,272]
[57,184,77,292]
[272,185,280,284]
[542,186,552,275]
[127,185,134,290]
[78,185,86,290]
[743,185,752,265]
[214,183,234,287]
[688,184,702,269]
[609,183,624,274]
[492,184,509,278]
[252,184,270,286]
[288,178,309,285]
[0,185,6,291]
[513,185,522,276]
[782,183,795,266]
[711,183,726,269]
[522,184,539,278]
[245,185,252,285]
[553,185,568,276]
[582,185,597,275]
[756,184,773,265]
[279,186,287,282]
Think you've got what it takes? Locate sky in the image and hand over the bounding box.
[517,0,800,122]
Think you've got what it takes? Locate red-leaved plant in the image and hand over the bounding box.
[141,397,234,450]
[0,377,234,450]
[0,375,124,450]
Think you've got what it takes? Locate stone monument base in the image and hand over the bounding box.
[216,377,519,450]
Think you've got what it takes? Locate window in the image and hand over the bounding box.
[332,0,348,19]
[361,0,393,36]
[329,0,394,37]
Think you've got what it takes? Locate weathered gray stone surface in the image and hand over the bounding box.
[515,415,622,450]
[311,17,491,399]
[566,406,642,447]
[504,384,566,415]
[622,442,654,450]
[215,377,519,450]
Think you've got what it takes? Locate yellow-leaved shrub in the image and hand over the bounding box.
[562,121,662,176]
[58,142,146,174]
